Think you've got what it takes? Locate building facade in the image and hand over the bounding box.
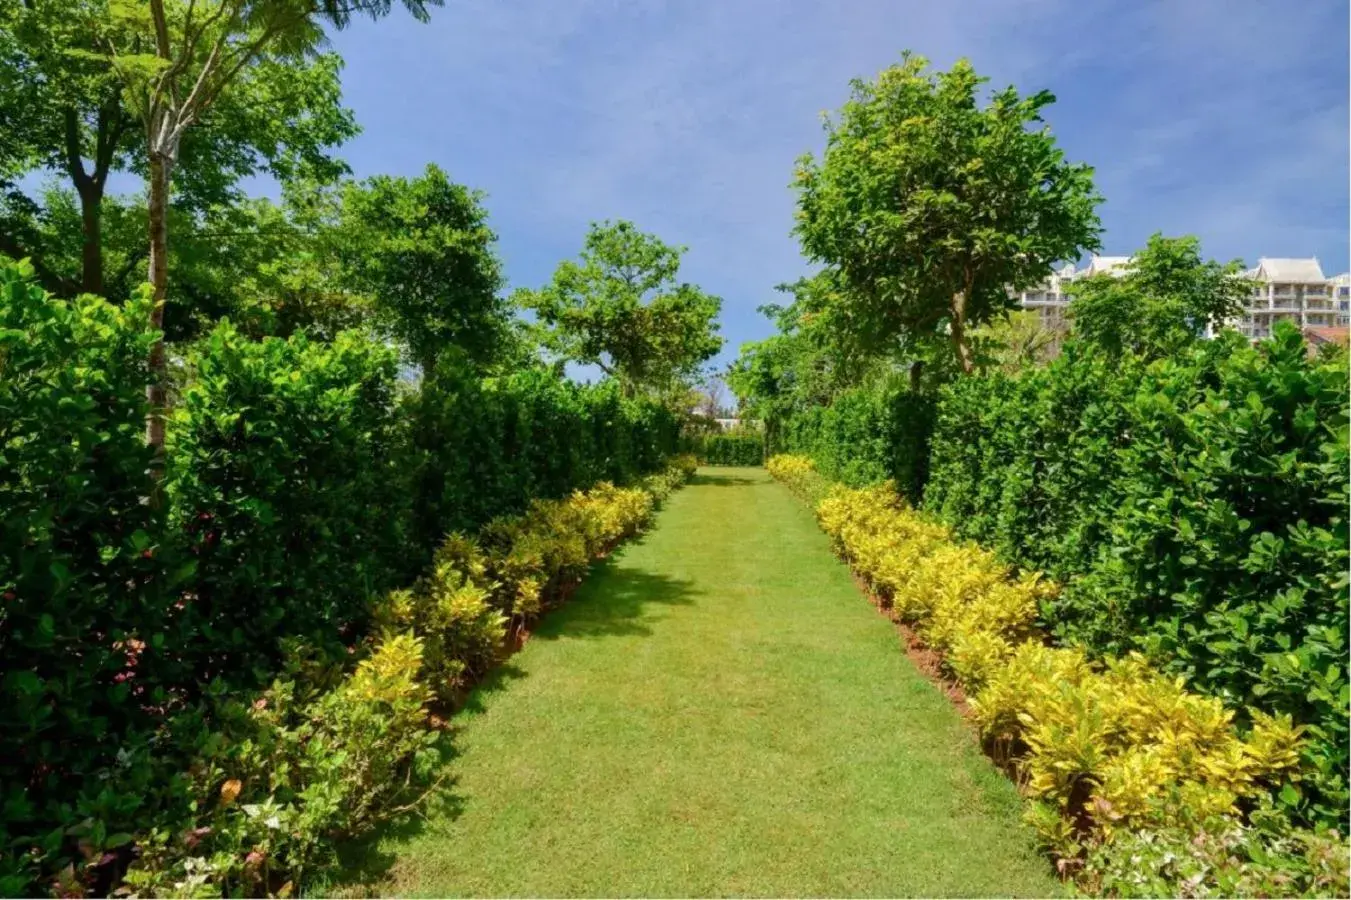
[1232,258,1336,340]
[1013,255,1351,342]
[1011,262,1077,331]
[1333,273,1351,328]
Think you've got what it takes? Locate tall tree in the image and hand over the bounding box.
[516,220,724,397]
[93,0,439,464]
[1068,233,1249,359]
[0,2,358,297]
[334,164,506,373]
[793,52,1102,373]
[0,1,133,295]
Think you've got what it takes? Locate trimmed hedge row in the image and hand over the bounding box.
[697,432,765,466]
[780,384,933,503]
[779,325,1350,827]
[925,327,1349,825]
[769,456,1349,898]
[123,458,697,896]
[0,262,682,896]
[408,364,679,551]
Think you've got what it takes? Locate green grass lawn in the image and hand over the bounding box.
[336,467,1057,897]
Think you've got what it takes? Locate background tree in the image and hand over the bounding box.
[334,164,505,373]
[0,2,358,298]
[727,276,895,450]
[1069,233,1249,359]
[94,0,439,462]
[793,52,1102,373]
[694,375,727,418]
[969,308,1065,374]
[516,220,724,397]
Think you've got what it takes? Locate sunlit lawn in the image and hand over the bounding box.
[333,467,1056,897]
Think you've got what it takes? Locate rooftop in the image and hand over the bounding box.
[1083,255,1133,277]
[1253,257,1326,283]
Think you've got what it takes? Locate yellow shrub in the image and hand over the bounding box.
[579,482,654,550]
[373,533,507,703]
[672,453,698,479]
[973,643,1304,847]
[475,459,687,623]
[804,477,1307,855]
[946,628,1018,690]
[345,631,433,709]
[766,454,825,500]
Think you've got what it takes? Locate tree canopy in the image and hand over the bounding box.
[335,165,506,373]
[515,220,723,396]
[0,1,359,297]
[793,52,1102,372]
[1068,233,1250,359]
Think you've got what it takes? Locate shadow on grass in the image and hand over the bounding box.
[530,554,699,641]
[330,662,531,895]
[327,558,697,895]
[691,471,761,487]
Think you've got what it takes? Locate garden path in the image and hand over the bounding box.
[343,467,1055,897]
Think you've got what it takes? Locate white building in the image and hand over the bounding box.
[1333,273,1351,328]
[1231,258,1336,340]
[1011,255,1132,331]
[1013,255,1350,342]
[1011,262,1076,331]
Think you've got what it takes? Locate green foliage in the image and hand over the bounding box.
[1078,806,1349,898]
[698,432,765,466]
[924,323,1350,824]
[0,1,360,297]
[163,188,371,343]
[969,308,1065,374]
[792,52,1101,371]
[0,260,164,895]
[1069,234,1250,359]
[727,275,908,453]
[791,472,1348,895]
[0,254,688,893]
[641,453,698,503]
[165,322,413,677]
[374,537,506,703]
[335,164,506,371]
[515,220,724,396]
[407,365,679,552]
[782,381,934,504]
[118,633,443,899]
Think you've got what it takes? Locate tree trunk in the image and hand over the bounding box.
[145,153,171,484]
[77,182,104,296]
[950,290,973,374]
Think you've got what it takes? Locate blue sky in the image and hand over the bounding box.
[324,0,1349,370]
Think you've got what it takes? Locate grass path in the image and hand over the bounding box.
[345,467,1056,897]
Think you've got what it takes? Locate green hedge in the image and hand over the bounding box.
[0,269,168,896]
[698,432,765,466]
[408,365,679,550]
[781,383,933,503]
[164,323,415,682]
[778,324,1348,826]
[925,325,1349,825]
[0,260,680,894]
